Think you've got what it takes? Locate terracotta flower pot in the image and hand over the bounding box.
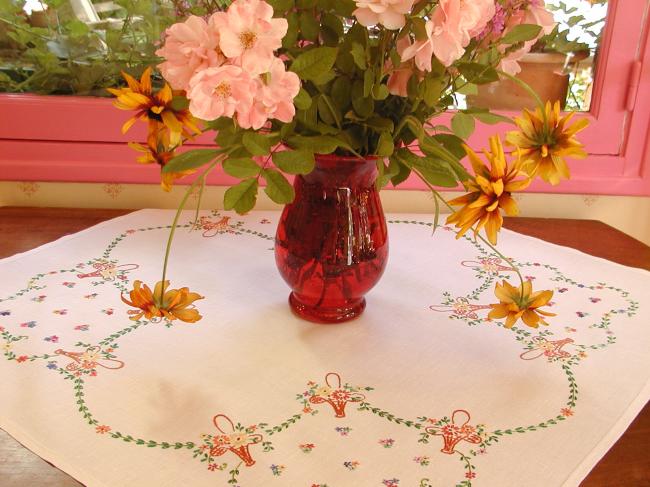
[468,52,588,111]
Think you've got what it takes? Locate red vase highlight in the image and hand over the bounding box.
[275,154,389,323]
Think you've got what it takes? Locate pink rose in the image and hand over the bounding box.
[498,1,555,74]
[400,0,495,69]
[156,15,223,91]
[218,0,288,75]
[187,65,256,122]
[353,0,416,30]
[238,58,300,129]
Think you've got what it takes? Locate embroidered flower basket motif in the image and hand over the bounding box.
[461,258,515,274]
[425,410,482,455]
[209,414,263,467]
[430,298,492,320]
[77,261,139,282]
[195,215,243,238]
[308,373,366,418]
[520,336,574,361]
[54,345,124,373]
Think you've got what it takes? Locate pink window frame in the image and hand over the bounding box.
[1,0,649,195]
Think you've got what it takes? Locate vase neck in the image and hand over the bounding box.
[301,155,379,187]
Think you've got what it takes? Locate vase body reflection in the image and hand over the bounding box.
[275,154,389,323]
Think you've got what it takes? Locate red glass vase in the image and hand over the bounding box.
[275,154,389,323]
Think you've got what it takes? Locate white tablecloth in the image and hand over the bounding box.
[1,210,649,487]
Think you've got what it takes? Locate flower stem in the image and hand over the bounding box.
[412,169,526,298]
[158,156,225,305]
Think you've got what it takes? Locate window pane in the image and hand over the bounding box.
[462,0,609,112]
[0,1,226,96]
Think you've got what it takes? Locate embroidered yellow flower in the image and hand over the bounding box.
[121,280,203,323]
[488,280,556,329]
[506,100,588,185]
[108,67,200,147]
[446,135,531,245]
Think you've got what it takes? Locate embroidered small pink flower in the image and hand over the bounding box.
[343,460,360,471]
[353,0,416,30]
[20,321,37,328]
[465,471,476,479]
[95,425,111,434]
[43,335,59,343]
[217,0,288,75]
[383,479,400,487]
[299,443,315,453]
[85,294,98,299]
[561,408,574,417]
[335,426,352,437]
[53,309,68,315]
[16,355,28,363]
[302,406,313,414]
[379,438,395,448]
[156,15,224,90]
[62,282,76,288]
[413,455,430,466]
[31,295,46,302]
[75,325,90,331]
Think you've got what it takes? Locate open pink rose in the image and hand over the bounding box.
[353,0,416,30]
[239,58,301,129]
[498,1,555,74]
[187,65,256,121]
[156,15,223,91]
[400,0,495,69]
[218,0,288,75]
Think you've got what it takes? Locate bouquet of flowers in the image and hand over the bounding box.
[111,0,588,327]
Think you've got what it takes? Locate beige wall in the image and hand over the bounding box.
[2,181,650,245]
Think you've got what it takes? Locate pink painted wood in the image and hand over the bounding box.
[0,0,648,195]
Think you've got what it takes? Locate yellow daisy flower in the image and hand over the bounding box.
[488,280,556,329]
[108,67,200,147]
[506,101,588,185]
[128,140,194,192]
[446,135,531,245]
[121,280,203,323]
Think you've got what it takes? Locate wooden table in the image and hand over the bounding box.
[0,207,648,487]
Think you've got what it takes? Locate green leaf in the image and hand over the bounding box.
[372,84,389,100]
[286,135,340,154]
[290,47,338,81]
[376,132,394,157]
[242,132,273,156]
[350,42,367,69]
[393,148,458,187]
[224,179,259,214]
[456,62,499,84]
[162,149,219,173]
[472,112,515,125]
[267,0,294,12]
[294,88,312,110]
[451,112,475,139]
[299,11,320,41]
[283,12,299,49]
[223,158,261,178]
[500,24,543,44]
[262,169,295,204]
[272,150,315,175]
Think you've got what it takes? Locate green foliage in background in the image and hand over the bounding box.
[0,0,231,95]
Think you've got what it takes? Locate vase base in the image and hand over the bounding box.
[288,293,365,324]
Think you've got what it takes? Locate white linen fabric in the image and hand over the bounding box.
[1,210,648,487]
